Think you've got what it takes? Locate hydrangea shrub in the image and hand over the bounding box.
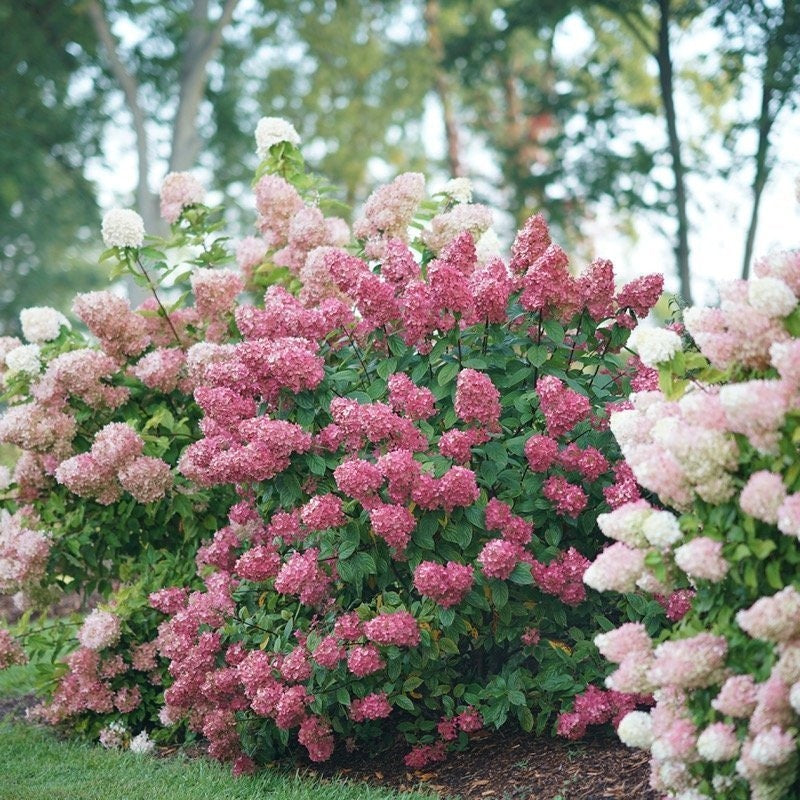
[131,127,668,772]
[0,177,239,715]
[1,121,665,765]
[589,245,800,799]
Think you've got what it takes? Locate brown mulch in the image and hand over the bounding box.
[0,692,37,721]
[312,727,656,800]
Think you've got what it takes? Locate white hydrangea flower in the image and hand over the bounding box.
[102,208,145,248]
[748,276,797,318]
[442,177,473,203]
[19,306,70,343]
[129,731,155,755]
[627,326,682,368]
[475,228,502,265]
[616,710,654,749]
[255,116,301,158]
[5,344,41,375]
[0,465,10,491]
[642,510,683,550]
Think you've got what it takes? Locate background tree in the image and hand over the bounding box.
[712,0,800,278]
[0,0,105,335]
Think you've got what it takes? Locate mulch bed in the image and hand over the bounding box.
[1,690,655,799]
[312,727,656,800]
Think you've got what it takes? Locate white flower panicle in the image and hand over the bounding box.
[20,307,70,343]
[627,326,682,368]
[475,228,502,265]
[5,344,42,375]
[442,177,473,203]
[101,209,145,248]
[617,711,654,749]
[0,465,11,491]
[129,730,155,754]
[255,116,301,158]
[642,510,683,550]
[747,276,798,318]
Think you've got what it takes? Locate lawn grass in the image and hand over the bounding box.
[0,663,434,800]
[0,722,436,800]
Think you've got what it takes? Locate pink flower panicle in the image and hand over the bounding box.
[454,369,501,430]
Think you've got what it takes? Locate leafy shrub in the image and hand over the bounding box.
[136,125,666,772]
[588,245,800,799]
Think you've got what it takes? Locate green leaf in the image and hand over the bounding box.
[491,581,509,609]
[402,676,423,692]
[517,705,534,732]
[509,562,534,585]
[394,695,415,712]
[542,319,565,344]
[437,361,459,387]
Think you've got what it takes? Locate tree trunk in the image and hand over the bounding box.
[424,0,464,177]
[169,0,239,173]
[655,0,692,304]
[741,75,775,278]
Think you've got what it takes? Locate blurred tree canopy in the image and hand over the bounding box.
[1,0,797,332]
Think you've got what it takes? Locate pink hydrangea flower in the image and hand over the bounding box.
[364,611,420,648]
[477,539,523,580]
[349,692,392,722]
[454,369,501,430]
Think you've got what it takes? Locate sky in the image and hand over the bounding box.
[89,6,800,308]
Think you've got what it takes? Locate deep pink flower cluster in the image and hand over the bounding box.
[349,692,392,722]
[536,376,591,437]
[557,685,652,740]
[454,369,501,430]
[413,561,474,607]
[368,503,416,551]
[477,538,523,580]
[364,611,420,647]
[387,373,436,420]
[273,548,332,607]
[542,475,588,518]
[530,548,590,606]
[404,706,484,768]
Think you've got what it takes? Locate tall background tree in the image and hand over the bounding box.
[1,0,797,332]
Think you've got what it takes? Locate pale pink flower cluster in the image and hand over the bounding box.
[0,509,50,593]
[56,422,172,505]
[673,537,729,583]
[583,542,645,593]
[160,171,205,224]
[353,172,425,247]
[422,203,493,254]
[648,634,727,690]
[34,348,128,410]
[684,278,791,371]
[131,348,186,393]
[735,586,800,643]
[0,627,27,669]
[738,470,786,524]
[77,609,121,651]
[72,291,150,360]
[0,401,76,460]
[191,268,244,320]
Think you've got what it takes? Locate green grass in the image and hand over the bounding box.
[0,663,434,800]
[0,722,435,800]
